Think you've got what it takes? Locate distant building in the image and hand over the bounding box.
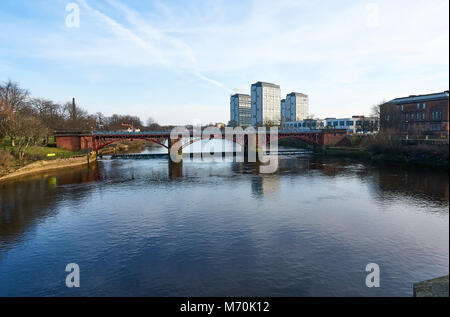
[230,94,251,127]
[283,92,309,122]
[284,119,320,130]
[323,116,379,134]
[251,81,281,126]
[280,99,286,123]
[380,91,449,138]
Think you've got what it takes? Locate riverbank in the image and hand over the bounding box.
[0,153,96,183]
[314,146,449,168]
[278,135,449,167]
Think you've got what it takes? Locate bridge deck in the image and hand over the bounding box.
[56,130,348,151]
[92,129,327,136]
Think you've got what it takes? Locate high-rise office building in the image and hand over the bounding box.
[281,99,286,123]
[251,81,281,126]
[230,93,251,126]
[284,92,309,122]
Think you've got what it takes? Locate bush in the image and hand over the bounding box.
[365,133,403,154]
[0,150,15,168]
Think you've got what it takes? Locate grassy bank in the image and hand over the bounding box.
[0,152,96,183]
[0,143,86,178]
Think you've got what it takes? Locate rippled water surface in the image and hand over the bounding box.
[0,148,448,296]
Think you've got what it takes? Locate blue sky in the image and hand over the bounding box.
[1,0,448,125]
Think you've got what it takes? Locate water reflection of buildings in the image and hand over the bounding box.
[307,157,448,203]
[374,166,449,203]
[251,175,281,197]
[231,155,449,203]
[0,164,101,250]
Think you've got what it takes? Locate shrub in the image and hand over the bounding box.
[365,133,403,154]
[0,150,15,168]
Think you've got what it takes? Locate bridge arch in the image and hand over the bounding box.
[94,137,168,151]
[180,135,247,150]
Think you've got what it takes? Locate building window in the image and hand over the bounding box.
[401,105,404,111]
[423,103,426,109]
[422,112,425,120]
[430,124,441,131]
[417,104,420,109]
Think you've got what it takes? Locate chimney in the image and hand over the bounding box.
[72,98,76,120]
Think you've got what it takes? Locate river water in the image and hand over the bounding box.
[0,145,448,296]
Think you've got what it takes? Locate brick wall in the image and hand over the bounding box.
[323,130,347,146]
[381,97,449,138]
[56,136,81,151]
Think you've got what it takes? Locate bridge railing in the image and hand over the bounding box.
[91,129,335,136]
[92,131,173,136]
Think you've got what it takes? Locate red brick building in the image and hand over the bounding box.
[380,91,449,139]
[55,132,93,151]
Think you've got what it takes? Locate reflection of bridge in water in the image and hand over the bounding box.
[55,129,348,154]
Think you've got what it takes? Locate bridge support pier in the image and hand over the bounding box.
[168,160,183,179]
[168,138,183,163]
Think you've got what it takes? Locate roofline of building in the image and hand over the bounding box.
[251,81,280,89]
[390,91,449,104]
[231,93,250,98]
[287,92,308,97]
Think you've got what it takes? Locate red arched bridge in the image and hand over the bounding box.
[55,129,347,153]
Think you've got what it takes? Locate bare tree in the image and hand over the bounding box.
[0,80,29,111]
[30,98,65,143]
[105,114,143,131]
[146,117,161,131]
[0,80,31,146]
[146,117,155,126]
[62,98,97,132]
[13,112,48,163]
[0,96,47,162]
[370,100,385,118]
[0,97,12,143]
